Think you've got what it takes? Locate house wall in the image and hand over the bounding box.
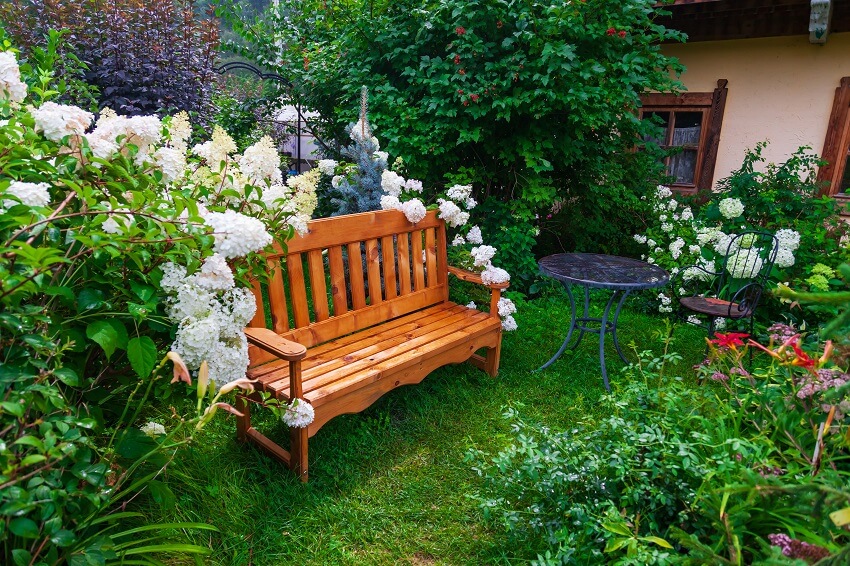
[662,32,850,188]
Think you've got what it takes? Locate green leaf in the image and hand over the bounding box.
[127,336,157,378]
[77,288,106,312]
[602,522,633,537]
[12,549,32,566]
[86,320,119,360]
[0,401,25,418]
[642,536,673,549]
[50,529,76,547]
[9,517,40,538]
[14,435,45,451]
[148,480,177,510]
[53,367,80,386]
[604,537,630,553]
[129,281,156,302]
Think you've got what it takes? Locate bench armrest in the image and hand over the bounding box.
[245,327,307,361]
[447,265,510,290]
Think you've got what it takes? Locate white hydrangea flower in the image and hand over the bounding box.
[775,228,800,251]
[774,247,795,269]
[686,315,701,325]
[381,170,405,197]
[206,338,250,387]
[714,318,726,331]
[688,244,701,255]
[194,254,235,291]
[646,238,656,247]
[400,198,427,224]
[317,159,337,175]
[331,175,343,189]
[290,213,310,236]
[714,233,739,256]
[667,200,678,212]
[380,194,402,210]
[669,238,685,259]
[466,301,477,309]
[167,111,192,151]
[101,217,121,234]
[726,247,764,279]
[498,297,517,317]
[470,245,497,267]
[140,422,166,437]
[659,214,668,222]
[501,315,518,331]
[282,398,314,428]
[466,226,483,245]
[261,183,292,209]
[153,146,187,184]
[31,101,93,142]
[437,198,469,227]
[204,210,273,259]
[680,207,693,221]
[464,197,477,209]
[633,234,647,244]
[0,51,28,103]
[238,136,282,184]
[446,184,473,202]
[173,317,220,368]
[160,262,188,293]
[4,181,50,208]
[481,264,510,285]
[451,234,466,246]
[718,197,744,219]
[655,185,673,199]
[404,178,423,193]
[373,151,389,163]
[696,227,721,246]
[661,222,673,232]
[192,125,237,168]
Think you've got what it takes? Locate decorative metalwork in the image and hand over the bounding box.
[214,61,324,172]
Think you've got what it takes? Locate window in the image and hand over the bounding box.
[639,79,728,194]
[818,77,850,207]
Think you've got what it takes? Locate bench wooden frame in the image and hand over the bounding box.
[236,209,506,481]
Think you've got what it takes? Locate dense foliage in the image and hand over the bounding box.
[469,330,850,564]
[219,0,685,287]
[0,0,220,121]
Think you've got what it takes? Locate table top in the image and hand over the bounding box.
[539,253,670,291]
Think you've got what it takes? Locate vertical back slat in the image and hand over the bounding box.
[267,259,290,333]
[381,235,398,300]
[249,279,265,328]
[327,246,348,316]
[308,250,330,322]
[347,242,367,309]
[436,220,448,300]
[425,228,438,288]
[365,238,383,305]
[411,230,425,291]
[287,253,311,328]
[397,232,412,296]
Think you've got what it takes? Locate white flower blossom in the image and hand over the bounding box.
[153,146,187,184]
[470,245,497,267]
[466,226,483,244]
[282,398,314,428]
[404,178,423,193]
[451,234,466,246]
[238,136,282,184]
[400,198,427,224]
[4,181,50,208]
[775,229,800,251]
[204,210,272,259]
[688,244,701,255]
[718,197,744,219]
[167,111,192,151]
[774,247,795,269]
[380,195,402,211]
[194,254,235,291]
[140,422,166,437]
[498,297,517,317]
[192,126,237,168]
[655,185,673,199]
[714,233,739,256]
[686,315,701,325]
[466,301,477,309]
[446,184,472,202]
[633,234,647,244]
[714,318,727,330]
[481,264,510,285]
[501,315,518,331]
[317,159,337,175]
[437,198,469,227]
[381,170,405,197]
[726,247,764,279]
[0,51,28,103]
[661,222,673,232]
[31,101,93,142]
[680,207,693,221]
[331,175,343,189]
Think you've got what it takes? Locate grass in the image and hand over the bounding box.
[144,291,707,565]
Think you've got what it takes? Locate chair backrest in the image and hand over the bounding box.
[248,209,449,359]
[714,230,778,316]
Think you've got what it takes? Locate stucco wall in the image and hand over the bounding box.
[661,32,850,188]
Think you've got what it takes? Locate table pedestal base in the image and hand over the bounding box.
[537,284,631,391]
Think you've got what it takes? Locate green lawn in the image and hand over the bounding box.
[147,292,707,565]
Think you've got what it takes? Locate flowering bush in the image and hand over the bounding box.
[0,48,316,562]
[635,146,850,324]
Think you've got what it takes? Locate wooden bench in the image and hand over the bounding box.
[236,209,507,481]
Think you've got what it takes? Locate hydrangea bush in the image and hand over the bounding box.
[635,146,850,326]
[0,48,316,562]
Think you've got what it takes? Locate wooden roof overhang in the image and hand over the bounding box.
[656,0,850,42]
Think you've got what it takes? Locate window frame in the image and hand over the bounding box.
[818,77,850,207]
[639,79,728,195]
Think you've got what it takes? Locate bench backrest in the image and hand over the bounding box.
[248,209,448,360]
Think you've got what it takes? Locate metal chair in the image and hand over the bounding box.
[674,230,779,338]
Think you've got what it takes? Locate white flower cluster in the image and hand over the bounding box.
[726,247,764,279]
[718,197,744,219]
[31,101,93,143]
[317,159,337,176]
[238,136,283,185]
[282,398,315,428]
[192,125,238,168]
[140,422,166,437]
[0,51,27,103]
[771,228,800,269]
[84,109,162,162]
[437,198,470,228]
[203,210,273,259]
[470,245,497,267]
[162,261,257,386]
[3,181,50,209]
[374,169,428,224]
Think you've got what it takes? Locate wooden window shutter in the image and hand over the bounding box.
[818,77,850,195]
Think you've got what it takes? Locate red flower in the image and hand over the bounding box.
[496,20,503,28]
[606,27,616,36]
[710,332,750,349]
[454,54,461,64]
[456,26,466,35]
[618,30,627,38]
[463,100,469,106]
[790,340,816,370]
[459,68,466,75]
[457,89,464,94]
[470,93,480,102]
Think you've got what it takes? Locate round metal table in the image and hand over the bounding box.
[537,253,670,391]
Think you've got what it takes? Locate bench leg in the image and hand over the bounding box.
[484,333,502,377]
[235,394,251,442]
[290,426,309,482]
